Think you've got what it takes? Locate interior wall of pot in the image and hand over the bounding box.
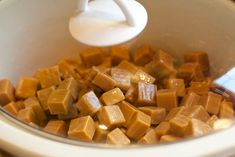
[0,0,235,84]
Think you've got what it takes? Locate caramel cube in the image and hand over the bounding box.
[187,82,209,95]
[3,102,19,116]
[15,77,39,99]
[165,106,186,121]
[134,44,153,66]
[206,115,218,127]
[160,135,181,143]
[17,108,38,124]
[155,122,171,137]
[44,120,67,136]
[58,59,82,80]
[99,57,111,68]
[110,46,130,66]
[139,107,166,125]
[177,63,204,83]
[156,89,178,111]
[117,61,138,74]
[92,72,116,91]
[68,116,96,141]
[125,85,137,103]
[182,105,210,122]
[97,105,125,129]
[169,115,190,137]
[204,92,222,115]
[58,104,79,120]
[80,48,105,67]
[24,97,47,122]
[136,82,157,106]
[180,92,201,107]
[106,128,130,145]
[185,119,212,137]
[184,51,210,73]
[47,89,73,115]
[58,78,79,100]
[35,66,61,88]
[111,68,132,91]
[0,79,15,105]
[126,111,151,141]
[93,123,109,142]
[119,101,138,127]
[219,101,234,119]
[138,128,157,144]
[37,86,55,110]
[131,69,156,84]
[165,79,186,97]
[77,91,102,115]
[100,88,125,106]
[145,50,175,79]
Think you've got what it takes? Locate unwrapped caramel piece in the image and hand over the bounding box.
[44,120,67,136]
[204,92,222,115]
[160,135,181,143]
[136,82,157,106]
[58,78,79,100]
[106,128,130,145]
[182,105,210,122]
[187,82,209,95]
[92,72,116,91]
[177,63,204,84]
[165,79,186,97]
[125,85,137,103]
[100,88,125,106]
[169,115,190,137]
[99,57,111,68]
[155,122,171,137]
[15,77,39,99]
[37,86,55,110]
[3,102,19,116]
[80,48,105,67]
[134,44,153,66]
[206,115,218,127]
[35,66,61,88]
[68,116,96,141]
[110,46,130,66]
[111,68,132,91]
[93,123,109,142]
[184,51,209,74]
[185,119,212,137]
[131,69,156,84]
[117,61,138,74]
[139,107,166,125]
[180,92,201,107]
[24,97,47,123]
[98,105,125,129]
[58,104,79,120]
[165,106,186,121]
[119,101,138,127]
[17,107,38,124]
[0,79,15,106]
[138,128,158,144]
[219,101,234,119]
[145,50,175,80]
[48,89,73,115]
[126,111,151,141]
[77,91,102,116]
[58,59,82,80]
[156,89,177,111]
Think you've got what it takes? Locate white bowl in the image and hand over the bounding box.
[1,0,235,156]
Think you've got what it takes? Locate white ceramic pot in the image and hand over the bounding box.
[1,0,235,156]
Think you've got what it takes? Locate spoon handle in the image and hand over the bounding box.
[77,0,136,26]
